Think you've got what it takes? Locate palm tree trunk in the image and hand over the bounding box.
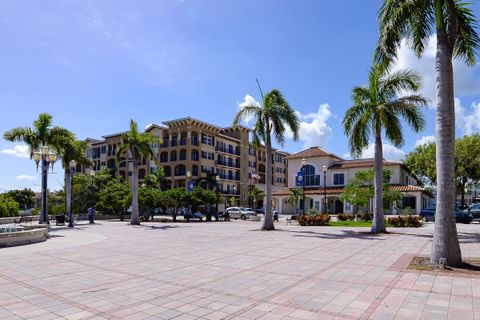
[431,27,462,266]
[371,126,386,233]
[131,160,140,225]
[262,134,275,230]
[65,168,72,222]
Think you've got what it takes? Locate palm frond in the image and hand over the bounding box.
[452,0,480,65]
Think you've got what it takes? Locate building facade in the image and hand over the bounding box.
[78,117,288,210]
[272,146,433,215]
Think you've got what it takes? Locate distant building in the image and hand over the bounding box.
[75,117,289,210]
[272,146,433,215]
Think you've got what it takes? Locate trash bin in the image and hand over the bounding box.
[55,215,65,226]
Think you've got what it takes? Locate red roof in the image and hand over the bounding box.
[286,147,344,160]
[272,185,431,196]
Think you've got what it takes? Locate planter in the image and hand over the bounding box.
[0,226,48,247]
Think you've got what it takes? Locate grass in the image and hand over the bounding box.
[328,221,373,227]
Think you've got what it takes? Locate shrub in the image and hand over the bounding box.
[337,213,356,221]
[356,212,373,221]
[386,215,422,227]
[298,214,330,226]
[31,208,40,215]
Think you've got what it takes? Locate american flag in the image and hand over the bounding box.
[250,172,261,180]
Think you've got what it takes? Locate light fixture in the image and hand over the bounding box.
[90,170,96,177]
[216,175,220,182]
[323,165,327,173]
[186,171,192,178]
[41,145,49,156]
[69,160,77,169]
[33,151,41,163]
[301,158,307,166]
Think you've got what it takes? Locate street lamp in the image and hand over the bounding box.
[323,165,327,214]
[33,145,57,224]
[68,160,76,228]
[215,175,220,213]
[301,158,307,215]
[89,170,96,224]
[187,171,192,215]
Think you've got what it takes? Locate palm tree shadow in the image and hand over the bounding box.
[282,229,387,240]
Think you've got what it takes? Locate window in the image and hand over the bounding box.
[402,196,417,209]
[333,173,345,186]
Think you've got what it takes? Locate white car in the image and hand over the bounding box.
[224,207,256,220]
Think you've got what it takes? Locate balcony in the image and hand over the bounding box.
[215,146,240,156]
[180,138,187,146]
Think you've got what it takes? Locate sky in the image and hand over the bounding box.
[0,0,479,192]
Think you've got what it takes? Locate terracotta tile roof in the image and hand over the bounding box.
[328,158,404,170]
[272,185,431,196]
[286,147,344,160]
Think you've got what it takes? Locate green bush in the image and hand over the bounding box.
[0,196,20,217]
[31,208,40,215]
[298,214,330,226]
[337,213,356,221]
[356,212,373,221]
[48,204,65,216]
[386,215,422,227]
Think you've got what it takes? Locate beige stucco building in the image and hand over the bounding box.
[272,146,433,215]
[78,117,288,210]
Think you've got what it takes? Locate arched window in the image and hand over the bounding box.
[175,164,186,176]
[303,165,320,187]
[180,149,187,161]
[180,132,188,145]
[170,150,177,162]
[160,152,168,163]
[191,149,199,161]
[164,166,171,177]
[192,165,199,176]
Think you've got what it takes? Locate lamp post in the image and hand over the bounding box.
[187,171,192,214]
[233,185,236,206]
[33,145,57,224]
[89,170,96,224]
[301,158,306,215]
[323,165,327,214]
[215,175,220,213]
[68,160,76,228]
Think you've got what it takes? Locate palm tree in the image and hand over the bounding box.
[375,0,479,265]
[4,113,72,224]
[117,119,158,225]
[248,186,264,210]
[57,138,89,226]
[145,166,166,190]
[233,87,299,230]
[287,188,302,215]
[343,65,428,234]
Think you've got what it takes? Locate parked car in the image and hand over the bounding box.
[464,203,480,220]
[184,211,203,221]
[224,207,256,220]
[255,208,264,214]
[420,204,473,223]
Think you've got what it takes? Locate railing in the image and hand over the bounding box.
[217,160,240,168]
[215,146,240,156]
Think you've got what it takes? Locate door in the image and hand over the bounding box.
[335,200,343,214]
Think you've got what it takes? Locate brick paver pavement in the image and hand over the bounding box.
[1,219,480,319]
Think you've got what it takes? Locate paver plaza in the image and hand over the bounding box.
[1,220,480,320]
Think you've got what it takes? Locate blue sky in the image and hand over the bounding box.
[1,0,479,192]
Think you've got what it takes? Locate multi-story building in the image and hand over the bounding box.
[78,117,289,210]
[272,146,433,215]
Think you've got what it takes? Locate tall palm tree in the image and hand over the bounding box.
[343,65,428,233]
[233,87,299,230]
[57,138,89,226]
[287,188,303,215]
[4,113,72,224]
[375,0,479,266]
[117,119,158,225]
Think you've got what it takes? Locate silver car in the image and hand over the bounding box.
[224,207,256,220]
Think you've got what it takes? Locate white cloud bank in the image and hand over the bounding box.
[415,135,435,147]
[237,94,261,125]
[16,174,36,181]
[358,143,406,161]
[0,144,30,158]
[394,36,480,135]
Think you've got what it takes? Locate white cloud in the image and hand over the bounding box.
[237,94,261,125]
[16,174,36,181]
[393,36,480,104]
[456,99,480,135]
[415,135,435,147]
[358,143,406,161]
[0,144,30,158]
[286,104,333,149]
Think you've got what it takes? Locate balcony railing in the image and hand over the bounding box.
[215,146,240,156]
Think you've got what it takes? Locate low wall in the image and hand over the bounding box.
[0,226,49,247]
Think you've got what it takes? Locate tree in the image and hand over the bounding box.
[233,86,299,230]
[287,188,302,215]
[375,0,479,267]
[144,166,167,190]
[139,186,162,221]
[405,134,480,206]
[161,188,188,222]
[0,194,20,217]
[343,65,427,233]
[6,189,35,209]
[57,138,89,224]
[3,113,72,223]
[340,169,402,215]
[96,179,131,220]
[117,119,158,225]
[248,186,264,210]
